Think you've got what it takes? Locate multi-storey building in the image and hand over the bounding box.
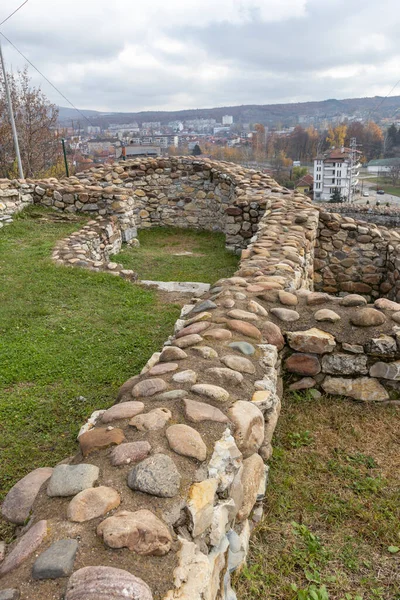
[313,147,362,202]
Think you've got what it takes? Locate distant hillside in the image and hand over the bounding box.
[58,95,400,127]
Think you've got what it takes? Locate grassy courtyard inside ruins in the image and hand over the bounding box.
[0,208,238,538]
[235,392,400,600]
[115,225,239,283]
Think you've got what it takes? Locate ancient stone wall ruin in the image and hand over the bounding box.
[1,158,400,600]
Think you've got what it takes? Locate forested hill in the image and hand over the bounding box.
[58,95,400,127]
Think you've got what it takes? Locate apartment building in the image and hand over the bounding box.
[313,147,361,202]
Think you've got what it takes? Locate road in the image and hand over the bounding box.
[353,179,400,206]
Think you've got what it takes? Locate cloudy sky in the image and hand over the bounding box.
[1,0,399,112]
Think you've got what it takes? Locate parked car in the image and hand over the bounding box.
[362,191,369,197]
[377,189,385,195]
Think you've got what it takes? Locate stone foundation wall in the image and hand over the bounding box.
[0,180,34,228]
[0,176,318,600]
[1,158,400,600]
[51,216,137,282]
[281,293,400,402]
[314,210,400,300]
[27,158,291,252]
[322,202,400,228]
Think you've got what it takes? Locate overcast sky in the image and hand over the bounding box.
[1,0,399,113]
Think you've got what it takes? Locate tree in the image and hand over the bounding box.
[292,166,308,180]
[252,123,266,162]
[388,163,400,186]
[330,187,344,203]
[271,150,292,181]
[192,144,202,156]
[384,124,400,158]
[326,124,347,149]
[0,67,60,178]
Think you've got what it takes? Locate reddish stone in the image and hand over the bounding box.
[176,322,211,338]
[132,378,167,397]
[260,321,284,350]
[79,428,126,458]
[226,207,242,216]
[147,363,178,376]
[202,329,232,342]
[0,520,47,577]
[226,320,262,340]
[1,468,53,525]
[285,354,321,376]
[110,441,151,466]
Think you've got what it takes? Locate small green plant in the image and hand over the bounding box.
[350,476,383,495]
[291,522,323,555]
[291,583,329,600]
[288,430,314,448]
[346,453,377,469]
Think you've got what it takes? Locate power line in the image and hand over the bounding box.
[0,0,30,28]
[0,30,95,127]
[366,78,400,122]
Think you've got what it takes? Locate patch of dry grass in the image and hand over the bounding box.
[234,392,400,600]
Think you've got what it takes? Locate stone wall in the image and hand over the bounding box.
[314,210,400,300]
[0,179,34,228]
[0,173,318,600]
[28,158,291,252]
[51,216,137,282]
[1,158,400,600]
[321,202,400,228]
[280,293,400,402]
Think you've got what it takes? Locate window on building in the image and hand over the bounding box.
[332,178,335,184]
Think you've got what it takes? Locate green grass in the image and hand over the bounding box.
[114,226,239,283]
[234,391,400,600]
[0,208,192,517]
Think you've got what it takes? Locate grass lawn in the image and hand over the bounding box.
[114,226,239,283]
[0,209,239,539]
[234,392,400,600]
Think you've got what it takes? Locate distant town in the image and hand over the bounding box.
[55,101,400,207]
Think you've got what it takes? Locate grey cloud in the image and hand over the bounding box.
[1,0,399,111]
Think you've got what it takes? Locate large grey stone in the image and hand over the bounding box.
[47,464,99,497]
[228,342,256,356]
[221,355,255,374]
[321,353,368,375]
[0,591,20,600]
[370,361,400,380]
[190,300,217,314]
[65,566,153,600]
[32,539,78,579]
[1,467,53,524]
[128,454,181,498]
[366,335,397,357]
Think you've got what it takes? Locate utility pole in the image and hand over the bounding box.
[348,137,359,203]
[61,138,69,177]
[0,40,24,179]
